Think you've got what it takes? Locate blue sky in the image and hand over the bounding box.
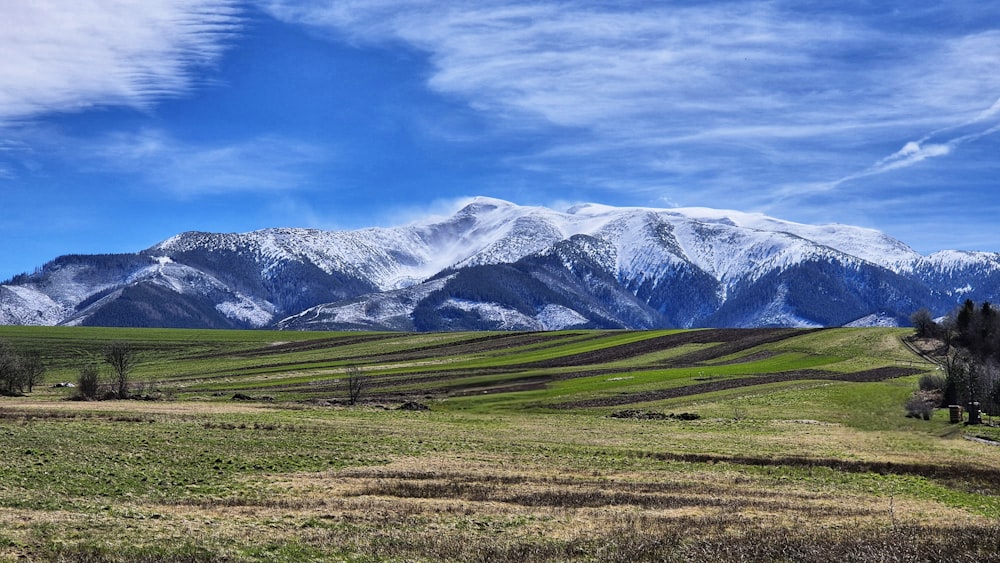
[2,1,1000,281]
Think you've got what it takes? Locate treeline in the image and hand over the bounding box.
[0,340,45,396]
[912,299,1000,414]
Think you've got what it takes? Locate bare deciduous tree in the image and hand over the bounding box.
[21,352,45,393]
[103,341,136,399]
[0,340,46,396]
[910,308,937,338]
[345,366,365,406]
[0,341,23,396]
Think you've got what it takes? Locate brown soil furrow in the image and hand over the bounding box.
[164,332,590,383]
[553,366,922,409]
[184,333,403,360]
[514,328,815,369]
[337,331,607,365]
[661,328,821,366]
[639,451,1000,495]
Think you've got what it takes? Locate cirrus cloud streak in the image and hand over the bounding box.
[263,1,1000,207]
[0,0,242,122]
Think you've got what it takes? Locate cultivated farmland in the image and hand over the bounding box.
[0,326,998,561]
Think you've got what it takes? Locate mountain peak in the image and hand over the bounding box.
[456,196,517,214]
[4,198,999,331]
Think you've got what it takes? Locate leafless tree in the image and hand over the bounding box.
[910,308,937,338]
[0,341,23,396]
[21,352,45,393]
[345,366,365,406]
[103,341,136,399]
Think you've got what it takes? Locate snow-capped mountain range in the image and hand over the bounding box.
[2,197,999,331]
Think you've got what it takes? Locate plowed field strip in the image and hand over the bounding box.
[554,366,922,408]
[335,331,606,365]
[172,329,814,383]
[515,328,814,368]
[170,332,600,381]
[662,328,821,366]
[183,333,402,359]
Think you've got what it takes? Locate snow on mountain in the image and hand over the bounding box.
[665,207,923,273]
[752,283,824,329]
[0,285,66,325]
[844,313,901,328]
[431,299,590,331]
[155,197,922,300]
[669,216,833,287]
[922,250,1000,274]
[276,276,454,331]
[156,228,428,291]
[4,196,1000,330]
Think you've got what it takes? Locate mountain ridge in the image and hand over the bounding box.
[2,197,997,330]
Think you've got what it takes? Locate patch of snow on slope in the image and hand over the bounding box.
[443,298,540,330]
[216,295,275,327]
[754,283,823,328]
[536,304,588,330]
[843,313,900,328]
[278,276,453,329]
[952,284,974,296]
[458,216,564,268]
[0,285,66,325]
[125,256,176,285]
[149,262,227,295]
[600,213,686,283]
[31,264,118,307]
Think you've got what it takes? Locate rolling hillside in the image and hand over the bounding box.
[3,326,1000,562]
[2,325,927,416]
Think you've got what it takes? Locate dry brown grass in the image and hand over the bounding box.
[3,398,277,416]
[4,453,991,561]
[0,454,1000,561]
[3,396,1000,561]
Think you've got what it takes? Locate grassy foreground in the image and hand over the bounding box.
[0,326,998,561]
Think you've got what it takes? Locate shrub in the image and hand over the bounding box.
[905,391,935,420]
[75,365,101,400]
[918,373,946,393]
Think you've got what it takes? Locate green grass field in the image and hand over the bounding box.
[0,326,998,561]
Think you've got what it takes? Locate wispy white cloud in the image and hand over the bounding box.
[267,1,848,129]
[811,92,1000,192]
[872,142,953,174]
[89,129,329,197]
[263,1,1000,206]
[0,0,241,122]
